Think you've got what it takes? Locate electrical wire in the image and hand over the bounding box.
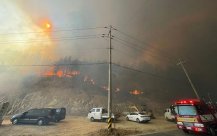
[113,36,175,63]
[112,37,175,66]
[0,26,105,35]
[0,34,101,42]
[0,62,108,67]
[113,26,177,62]
[0,35,102,45]
[112,63,186,84]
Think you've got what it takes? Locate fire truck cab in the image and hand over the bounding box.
[175,99,217,135]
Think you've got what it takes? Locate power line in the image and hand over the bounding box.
[112,63,185,84]
[112,37,175,65]
[0,34,101,42]
[0,35,102,45]
[102,33,175,66]
[113,36,175,63]
[112,48,138,60]
[0,62,108,67]
[113,26,177,62]
[0,26,105,35]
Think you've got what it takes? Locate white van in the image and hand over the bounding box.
[87,107,115,122]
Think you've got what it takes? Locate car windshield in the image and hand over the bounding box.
[138,113,146,115]
[177,105,197,116]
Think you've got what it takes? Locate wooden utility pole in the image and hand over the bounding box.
[177,59,200,99]
[108,25,112,131]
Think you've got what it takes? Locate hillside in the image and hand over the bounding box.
[4,59,193,115]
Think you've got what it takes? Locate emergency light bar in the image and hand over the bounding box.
[175,99,201,105]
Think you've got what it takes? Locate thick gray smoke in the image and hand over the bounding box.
[1,0,217,114]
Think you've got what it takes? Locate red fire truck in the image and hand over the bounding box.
[175,99,217,135]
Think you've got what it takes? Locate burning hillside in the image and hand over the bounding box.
[42,66,80,78]
[3,57,193,116]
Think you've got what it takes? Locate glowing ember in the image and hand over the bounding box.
[130,89,143,95]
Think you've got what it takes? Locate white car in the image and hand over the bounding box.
[126,112,151,123]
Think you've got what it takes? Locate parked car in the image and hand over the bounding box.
[126,112,151,123]
[87,107,115,122]
[52,107,66,122]
[10,108,55,126]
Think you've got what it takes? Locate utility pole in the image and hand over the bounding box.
[177,59,200,99]
[108,25,112,131]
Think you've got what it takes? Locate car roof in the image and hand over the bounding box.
[92,107,104,109]
[28,108,55,111]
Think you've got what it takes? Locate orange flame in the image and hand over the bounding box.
[130,90,143,95]
[42,67,80,78]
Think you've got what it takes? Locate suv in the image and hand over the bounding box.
[54,108,66,122]
[10,108,55,126]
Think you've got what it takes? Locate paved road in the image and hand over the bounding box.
[142,130,205,136]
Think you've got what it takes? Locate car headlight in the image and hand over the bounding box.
[177,122,183,125]
[194,123,204,127]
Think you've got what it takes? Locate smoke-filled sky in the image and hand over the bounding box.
[0,0,217,98]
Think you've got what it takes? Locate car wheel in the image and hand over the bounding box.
[136,118,140,123]
[208,127,216,136]
[37,119,44,126]
[12,119,18,125]
[126,117,129,121]
[90,117,94,122]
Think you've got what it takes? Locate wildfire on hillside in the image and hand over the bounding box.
[42,67,80,78]
[130,89,143,95]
